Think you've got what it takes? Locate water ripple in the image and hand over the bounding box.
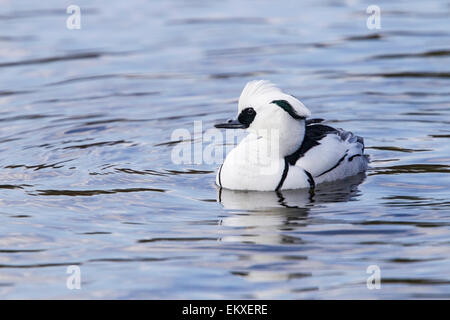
[34,188,166,196]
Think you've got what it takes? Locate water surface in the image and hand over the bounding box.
[0,0,449,299]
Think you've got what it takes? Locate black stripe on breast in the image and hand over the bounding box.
[304,169,315,189]
[316,150,348,177]
[275,158,289,191]
[348,154,362,162]
[286,123,338,165]
[275,161,315,191]
[217,164,223,187]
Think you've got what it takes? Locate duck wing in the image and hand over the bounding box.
[286,123,366,180]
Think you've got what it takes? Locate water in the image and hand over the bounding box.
[0,0,449,299]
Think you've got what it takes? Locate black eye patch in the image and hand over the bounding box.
[272,100,305,120]
[238,107,256,127]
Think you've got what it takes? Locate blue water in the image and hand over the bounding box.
[0,0,449,299]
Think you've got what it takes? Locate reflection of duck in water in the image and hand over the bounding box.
[218,173,366,210]
[217,173,365,246]
[216,174,366,283]
[215,80,369,191]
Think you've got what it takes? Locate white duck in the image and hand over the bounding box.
[215,80,368,191]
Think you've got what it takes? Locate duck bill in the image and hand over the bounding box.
[214,118,248,129]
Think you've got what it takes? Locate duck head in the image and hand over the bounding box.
[215,80,311,156]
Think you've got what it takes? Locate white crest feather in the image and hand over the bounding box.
[238,80,311,118]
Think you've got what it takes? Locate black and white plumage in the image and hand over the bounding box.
[214,80,369,191]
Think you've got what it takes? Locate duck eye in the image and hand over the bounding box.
[238,107,257,127]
